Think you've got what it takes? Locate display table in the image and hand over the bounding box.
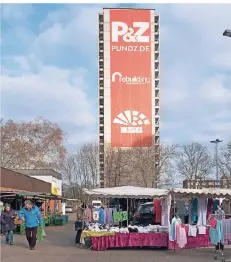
[91,232,169,251]
[168,228,212,249]
[80,231,116,244]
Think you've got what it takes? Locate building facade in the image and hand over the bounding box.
[15,169,62,196]
[98,8,160,187]
[1,167,51,193]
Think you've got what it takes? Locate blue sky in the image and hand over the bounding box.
[1,4,231,151]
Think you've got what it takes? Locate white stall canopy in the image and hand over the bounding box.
[171,188,231,198]
[83,186,168,199]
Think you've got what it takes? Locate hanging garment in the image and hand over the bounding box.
[207,198,213,219]
[188,200,192,224]
[215,208,225,220]
[198,226,207,235]
[181,224,189,234]
[98,208,105,225]
[188,225,197,237]
[161,198,168,226]
[105,208,113,224]
[169,217,181,241]
[154,199,162,223]
[104,209,107,224]
[175,200,186,223]
[176,224,187,248]
[197,197,207,226]
[223,219,231,243]
[169,217,176,241]
[210,220,224,245]
[92,210,99,221]
[85,207,92,223]
[213,199,220,213]
[191,198,198,223]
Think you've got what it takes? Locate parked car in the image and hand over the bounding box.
[132,202,155,226]
[65,206,73,213]
[92,200,102,208]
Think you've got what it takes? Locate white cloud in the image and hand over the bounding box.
[1,62,96,148]
[32,6,102,61]
[2,4,33,22]
[200,74,231,104]
[157,4,231,144]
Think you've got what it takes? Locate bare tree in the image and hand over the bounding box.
[219,142,231,178]
[128,147,155,187]
[103,143,178,188]
[1,117,66,169]
[60,143,99,199]
[128,144,178,188]
[177,142,213,183]
[156,144,179,188]
[104,147,129,187]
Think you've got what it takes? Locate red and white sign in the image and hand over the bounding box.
[110,9,153,147]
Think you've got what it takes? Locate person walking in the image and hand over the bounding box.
[0,203,16,245]
[18,200,43,250]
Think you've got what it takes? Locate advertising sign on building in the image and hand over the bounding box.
[110,9,153,147]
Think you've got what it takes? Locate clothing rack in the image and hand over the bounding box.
[209,214,231,262]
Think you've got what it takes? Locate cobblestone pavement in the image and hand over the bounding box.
[1,216,231,262]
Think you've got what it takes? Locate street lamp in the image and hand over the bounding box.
[210,139,223,189]
[223,29,231,37]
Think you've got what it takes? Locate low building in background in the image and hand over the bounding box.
[1,167,51,193]
[183,177,231,189]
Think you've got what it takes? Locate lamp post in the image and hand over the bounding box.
[223,29,231,37]
[210,139,223,189]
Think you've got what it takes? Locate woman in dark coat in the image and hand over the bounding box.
[1,203,16,245]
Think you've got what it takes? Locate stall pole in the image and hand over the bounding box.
[174,192,176,253]
[127,197,129,227]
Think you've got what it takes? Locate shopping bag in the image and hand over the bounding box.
[42,227,46,237]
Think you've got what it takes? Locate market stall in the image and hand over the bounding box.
[0,190,68,239]
[81,186,169,251]
[168,188,231,250]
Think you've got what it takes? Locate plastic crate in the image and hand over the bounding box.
[64,215,69,224]
[49,214,55,226]
[44,217,49,226]
[54,216,66,226]
[84,237,92,249]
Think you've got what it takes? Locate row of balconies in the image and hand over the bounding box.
[99,90,159,98]
[98,22,159,34]
[99,126,160,138]
[99,71,160,80]
[99,75,160,88]
[98,22,105,186]
[98,45,159,63]
[99,99,160,117]
[99,13,159,24]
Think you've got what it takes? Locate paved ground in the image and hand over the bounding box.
[1,216,231,262]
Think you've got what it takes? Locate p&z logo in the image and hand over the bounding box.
[112,22,150,43]
[111,21,150,52]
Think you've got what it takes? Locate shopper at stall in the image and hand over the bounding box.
[18,200,43,250]
[0,203,16,245]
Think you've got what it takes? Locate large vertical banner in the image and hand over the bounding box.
[110,9,152,147]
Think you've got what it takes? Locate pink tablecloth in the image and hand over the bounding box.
[91,232,169,251]
[168,228,212,249]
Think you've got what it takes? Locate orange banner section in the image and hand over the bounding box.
[110,9,152,147]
